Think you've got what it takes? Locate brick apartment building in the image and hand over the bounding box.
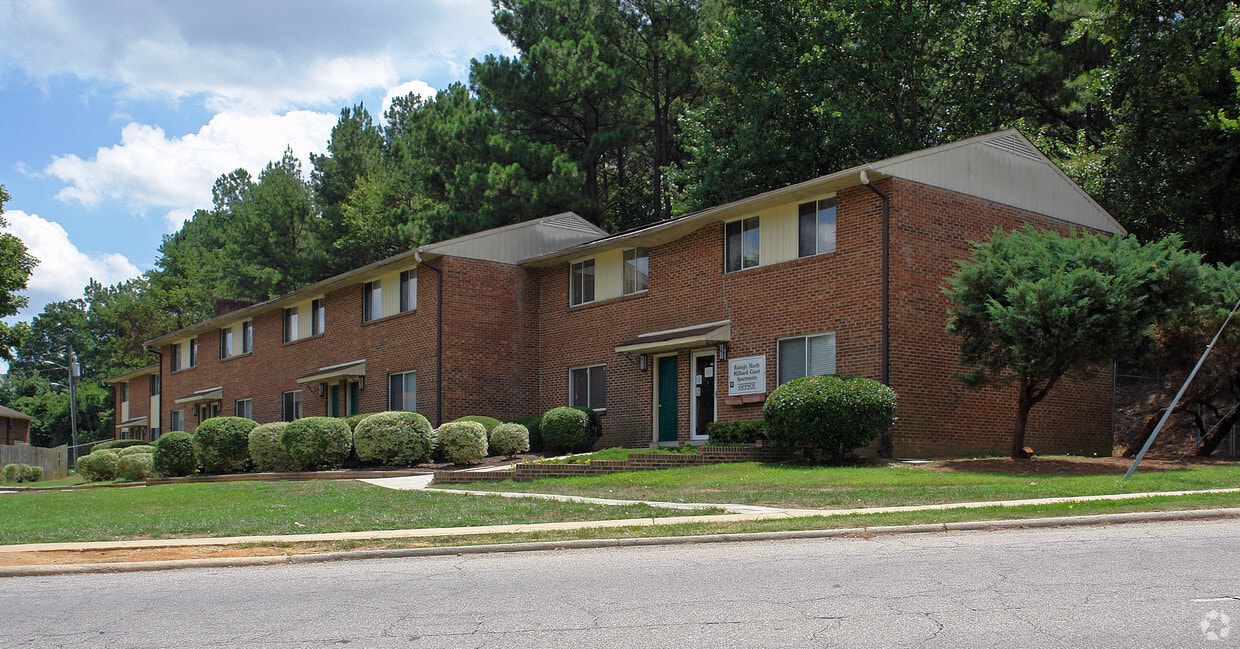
[111,130,1124,457]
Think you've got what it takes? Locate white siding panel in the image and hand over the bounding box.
[594,249,624,302]
[761,204,798,267]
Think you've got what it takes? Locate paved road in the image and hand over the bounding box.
[3,519,1238,648]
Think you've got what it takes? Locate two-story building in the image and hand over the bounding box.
[127,130,1124,457]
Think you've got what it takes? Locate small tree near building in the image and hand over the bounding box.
[945,226,1202,459]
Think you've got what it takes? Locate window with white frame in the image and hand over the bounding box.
[241,320,253,353]
[569,364,606,411]
[282,390,303,422]
[219,327,234,359]
[725,216,760,272]
[170,343,181,371]
[363,280,382,322]
[570,259,595,306]
[188,337,198,368]
[798,198,837,258]
[235,398,253,419]
[170,410,184,432]
[388,371,417,411]
[283,306,299,343]
[311,298,325,336]
[623,247,649,295]
[150,374,160,396]
[400,269,417,312]
[777,332,837,385]
[120,381,129,403]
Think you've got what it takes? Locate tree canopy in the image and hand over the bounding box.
[0,185,37,361]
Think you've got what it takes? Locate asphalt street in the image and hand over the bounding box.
[2,518,1238,648]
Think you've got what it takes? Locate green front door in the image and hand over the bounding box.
[657,355,678,443]
[329,384,340,417]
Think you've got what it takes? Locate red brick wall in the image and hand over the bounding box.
[113,377,154,439]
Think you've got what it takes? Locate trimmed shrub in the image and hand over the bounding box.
[489,422,530,457]
[92,439,151,452]
[705,421,767,445]
[118,453,154,482]
[2,463,17,483]
[353,411,435,466]
[118,444,156,457]
[437,421,488,465]
[153,431,197,477]
[572,407,604,445]
[281,417,353,470]
[25,465,43,482]
[248,422,296,472]
[344,412,382,432]
[452,415,501,434]
[192,416,257,475]
[510,416,543,452]
[77,450,120,482]
[763,374,897,462]
[3,463,41,483]
[540,407,593,454]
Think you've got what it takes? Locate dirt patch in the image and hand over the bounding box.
[921,456,1216,476]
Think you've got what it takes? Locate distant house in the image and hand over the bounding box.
[136,130,1123,457]
[0,405,33,445]
[103,366,161,441]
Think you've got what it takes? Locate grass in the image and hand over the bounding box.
[438,460,1240,509]
[0,480,719,545]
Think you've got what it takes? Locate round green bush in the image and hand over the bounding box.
[344,412,382,431]
[353,411,435,466]
[489,422,530,457]
[192,416,257,474]
[92,439,152,452]
[763,374,898,462]
[1,463,17,483]
[248,422,296,472]
[25,465,43,482]
[509,416,543,452]
[153,431,197,477]
[437,421,488,465]
[77,450,120,482]
[452,415,501,434]
[118,453,154,482]
[281,417,353,470]
[540,407,593,454]
[118,444,156,457]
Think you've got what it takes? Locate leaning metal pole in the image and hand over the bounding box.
[1125,295,1240,478]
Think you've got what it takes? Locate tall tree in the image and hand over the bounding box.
[224,149,318,299]
[0,185,37,360]
[310,104,385,276]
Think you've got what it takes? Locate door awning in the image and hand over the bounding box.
[615,321,731,355]
[296,359,367,384]
[174,386,223,405]
[118,416,149,429]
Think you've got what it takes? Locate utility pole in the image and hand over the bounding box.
[68,348,79,465]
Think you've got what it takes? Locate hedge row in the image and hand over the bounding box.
[1,463,42,483]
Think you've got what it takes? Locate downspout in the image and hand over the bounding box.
[859,169,892,457]
[146,345,163,441]
[414,251,445,427]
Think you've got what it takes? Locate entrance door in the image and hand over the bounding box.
[691,351,717,440]
[329,384,340,417]
[656,355,679,443]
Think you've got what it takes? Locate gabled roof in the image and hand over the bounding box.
[521,129,1125,267]
[0,405,32,421]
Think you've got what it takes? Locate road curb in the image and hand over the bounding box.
[5,507,1239,578]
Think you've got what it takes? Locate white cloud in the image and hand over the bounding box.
[382,80,438,116]
[5,210,141,313]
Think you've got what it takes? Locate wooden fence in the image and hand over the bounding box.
[0,443,68,480]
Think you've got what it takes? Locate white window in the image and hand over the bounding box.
[777,332,837,385]
[120,381,129,403]
[388,371,417,411]
[219,327,234,359]
[569,364,606,411]
[199,402,219,421]
[235,398,253,419]
[798,198,837,257]
[283,306,299,343]
[570,259,595,306]
[241,321,253,354]
[170,343,181,371]
[170,410,184,432]
[283,390,303,422]
[150,374,160,396]
[363,280,382,322]
[188,338,198,368]
[725,216,760,272]
[623,247,649,295]
[400,269,417,312]
[311,298,325,336]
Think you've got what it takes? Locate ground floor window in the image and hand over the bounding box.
[389,371,416,411]
[169,410,184,432]
[283,390,303,421]
[235,398,253,419]
[569,364,606,411]
[777,332,837,385]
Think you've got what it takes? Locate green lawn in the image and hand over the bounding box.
[0,480,716,545]
[439,460,1240,509]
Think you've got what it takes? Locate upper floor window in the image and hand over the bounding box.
[170,343,181,372]
[400,269,417,312]
[219,327,234,359]
[570,259,595,306]
[777,332,837,385]
[283,306,299,343]
[389,371,417,412]
[363,280,382,322]
[569,364,607,411]
[241,320,253,354]
[623,247,649,295]
[149,373,160,396]
[120,381,129,403]
[188,338,198,368]
[798,198,837,258]
[725,216,760,272]
[311,298,325,336]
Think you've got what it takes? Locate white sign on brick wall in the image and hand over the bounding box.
[728,355,766,396]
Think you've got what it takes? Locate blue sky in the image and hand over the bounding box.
[0,0,511,328]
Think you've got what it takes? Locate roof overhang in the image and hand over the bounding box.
[615,321,731,355]
[118,416,149,429]
[296,360,367,384]
[174,387,223,406]
[104,365,159,384]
